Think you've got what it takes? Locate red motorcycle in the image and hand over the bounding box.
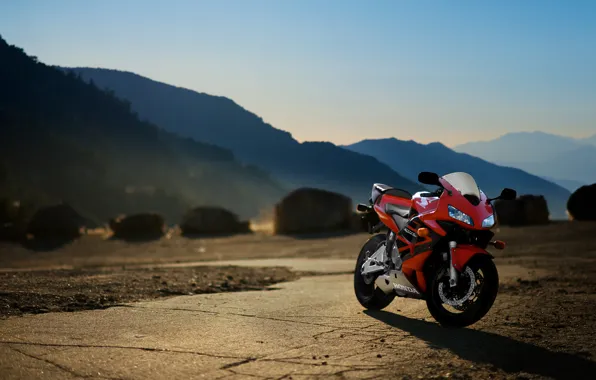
[354,171,516,327]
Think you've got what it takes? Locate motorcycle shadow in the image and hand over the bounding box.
[364,310,595,380]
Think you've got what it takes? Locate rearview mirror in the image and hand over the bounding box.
[500,188,517,201]
[418,172,441,186]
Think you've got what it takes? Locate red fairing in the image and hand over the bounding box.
[451,244,492,271]
[437,177,495,230]
[412,194,440,215]
[373,192,412,233]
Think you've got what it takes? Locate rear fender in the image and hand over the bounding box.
[452,244,494,271]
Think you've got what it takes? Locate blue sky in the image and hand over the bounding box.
[2,0,595,146]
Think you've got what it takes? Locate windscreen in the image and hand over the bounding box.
[441,172,481,198]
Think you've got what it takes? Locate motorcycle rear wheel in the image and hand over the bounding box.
[426,255,499,328]
[354,234,395,310]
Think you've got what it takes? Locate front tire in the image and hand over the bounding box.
[426,255,499,328]
[354,234,395,310]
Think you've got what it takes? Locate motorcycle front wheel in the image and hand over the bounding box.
[353,234,395,310]
[426,255,499,328]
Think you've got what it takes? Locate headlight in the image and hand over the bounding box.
[482,214,495,228]
[448,205,473,226]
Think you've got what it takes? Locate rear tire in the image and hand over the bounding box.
[426,255,499,328]
[354,234,395,310]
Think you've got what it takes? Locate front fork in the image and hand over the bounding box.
[448,241,459,287]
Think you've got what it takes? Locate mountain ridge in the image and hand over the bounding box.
[0,36,285,223]
[344,137,571,219]
[64,67,423,201]
[453,131,596,185]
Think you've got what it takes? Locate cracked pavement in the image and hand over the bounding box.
[2,257,595,380]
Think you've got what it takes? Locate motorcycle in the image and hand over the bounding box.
[354,171,516,327]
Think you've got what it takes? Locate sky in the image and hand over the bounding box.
[1,0,595,147]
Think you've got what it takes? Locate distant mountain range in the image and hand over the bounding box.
[64,67,422,200]
[580,134,596,146]
[0,32,578,225]
[454,131,596,191]
[0,36,285,223]
[344,138,571,219]
[60,68,581,219]
[540,177,587,194]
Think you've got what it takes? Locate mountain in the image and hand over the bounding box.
[344,138,572,219]
[454,131,583,164]
[454,132,596,185]
[580,134,596,146]
[63,68,422,201]
[513,145,596,187]
[0,36,285,223]
[540,177,586,192]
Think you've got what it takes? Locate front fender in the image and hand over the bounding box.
[452,244,494,271]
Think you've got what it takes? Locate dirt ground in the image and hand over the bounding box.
[0,221,595,379]
[0,265,299,318]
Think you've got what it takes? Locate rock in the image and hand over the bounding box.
[494,195,550,226]
[567,184,596,221]
[0,199,21,222]
[0,198,27,241]
[494,198,524,226]
[273,188,353,235]
[0,223,25,241]
[109,213,165,239]
[180,207,250,235]
[519,195,550,225]
[350,212,369,232]
[27,203,86,239]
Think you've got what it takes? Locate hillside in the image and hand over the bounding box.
[454,131,583,164]
[344,138,572,219]
[0,36,285,223]
[516,145,596,189]
[540,177,587,193]
[64,68,423,200]
[454,132,596,185]
[581,134,596,146]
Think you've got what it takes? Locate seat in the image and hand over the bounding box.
[371,183,413,204]
[374,184,412,199]
[374,183,392,192]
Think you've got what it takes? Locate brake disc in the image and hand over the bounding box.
[452,271,485,311]
[438,266,476,307]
